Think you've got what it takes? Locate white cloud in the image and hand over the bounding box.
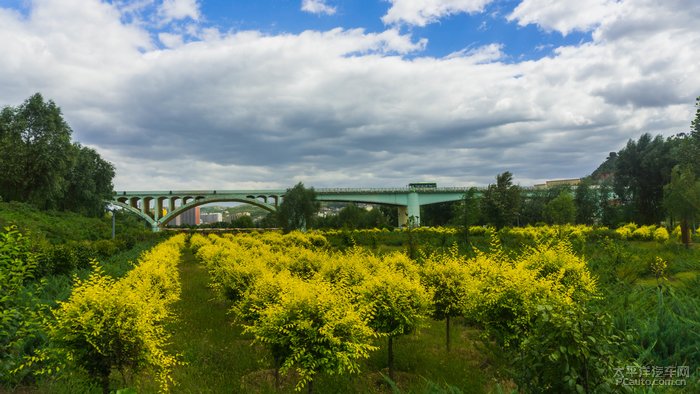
[382,0,494,26]
[301,0,336,15]
[508,0,620,35]
[445,43,503,63]
[0,0,699,190]
[158,0,200,24]
[158,32,183,48]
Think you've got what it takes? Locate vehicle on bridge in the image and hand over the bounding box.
[408,182,437,189]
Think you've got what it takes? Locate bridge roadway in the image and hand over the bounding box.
[111,187,479,231]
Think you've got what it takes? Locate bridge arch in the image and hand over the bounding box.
[109,195,278,231]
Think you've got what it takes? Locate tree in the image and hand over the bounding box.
[357,260,429,380]
[663,165,700,247]
[614,133,677,224]
[422,250,476,352]
[0,93,73,209]
[675,97,700,176]
[574,179,598,225]
[453,187,481,242]
[482,172,521,229]
[277,182,320,233]
[337,204,364,229]
[0,94,115,216]
[61,144,115,217]
[245,277,376,392]
[544,190,576,225]
[421,201,456,226]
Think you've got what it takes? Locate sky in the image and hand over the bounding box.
[0,0,698,190]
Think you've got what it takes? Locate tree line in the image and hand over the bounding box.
[275,97,700,243]
[0,93,115,216]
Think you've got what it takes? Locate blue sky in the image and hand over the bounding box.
[133,0,592,60]
[0,0,698,190]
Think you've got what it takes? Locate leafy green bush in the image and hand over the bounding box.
[0,226,45,387]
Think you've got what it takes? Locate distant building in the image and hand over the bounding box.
[180,206,200,225]
[534,178,581,189]
[201,212,223,224]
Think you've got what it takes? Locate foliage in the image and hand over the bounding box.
[0,200,152,246]
[544,189,576,224]
[452,187,481,242]
[574,179,598,225]
[277,182,320,233]
[421,246,477,351]
[613,133,677,224]
[0,94,115,215]
[482,172,520,229]
[244,277,376,392]
[663,165,700,247]
[514,305,624,394]
[0,226,45,386]
[48,235,185,393]
[60,144,115,217]
[314,203,391,230]
[190,227,700,392]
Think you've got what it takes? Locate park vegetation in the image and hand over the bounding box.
[2,94,700,393]
[0,94,116,216]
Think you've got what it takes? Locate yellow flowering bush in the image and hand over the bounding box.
[615,223,637,240]
[50,234,185,393]
[421,246,479,351]
[653,226,670,242]
[244,276,376,391]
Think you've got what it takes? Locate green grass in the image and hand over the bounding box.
[167,247,261,393]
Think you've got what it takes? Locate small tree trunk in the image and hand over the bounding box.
[100,371,110,394]
[388,336,395,381]
[446,316,451,352]
[273,355,281,391]
[682,218,691,248]
[307,379,313,394]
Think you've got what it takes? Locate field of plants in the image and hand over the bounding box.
[2,223,700,393]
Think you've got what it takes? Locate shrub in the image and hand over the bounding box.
[0,226,45,386]
[653,227,670,242]
[49,235,185,393]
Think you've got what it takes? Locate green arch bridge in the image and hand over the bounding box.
[111,186,481,231]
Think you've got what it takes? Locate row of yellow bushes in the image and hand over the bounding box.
[42,234,186,393]
[320,223,686,243]
[190,231,606,392]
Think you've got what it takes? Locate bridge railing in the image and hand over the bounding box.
[315,187,480,193]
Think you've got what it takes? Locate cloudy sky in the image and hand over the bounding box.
[1,0,698,190]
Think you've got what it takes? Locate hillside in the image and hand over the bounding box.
[0,201,148,244]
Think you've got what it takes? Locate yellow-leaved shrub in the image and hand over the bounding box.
[50,234,185,393]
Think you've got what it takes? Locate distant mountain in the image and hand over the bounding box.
[590,152,617,182]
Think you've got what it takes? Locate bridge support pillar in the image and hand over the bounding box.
[397,206,408,227]
[407,192,420,227]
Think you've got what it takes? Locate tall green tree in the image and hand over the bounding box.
[0,93,73,209]
[614,133,677,224]
[61,144,115,216]
[544,190,577,224]
[675,96,700,176]
[277,182,320,233]
[420,201,455,226]
[663,165,700,247]
[453,187,481,242]
[574,180,598,225]
[596,180,620,227]
[482,172,520,229]
[0,94,115,216]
